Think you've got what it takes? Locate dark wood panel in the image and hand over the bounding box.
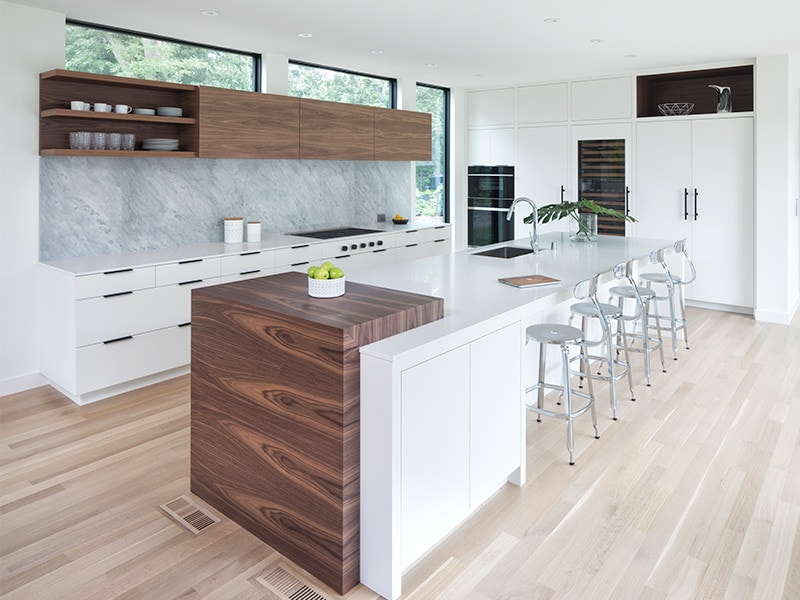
[374,107,432,161]
[198,87,300,158]
[299,98,375,160]
[190,271,443,594]
[637,65,753,117]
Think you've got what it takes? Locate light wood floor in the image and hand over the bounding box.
[2,307,799,599]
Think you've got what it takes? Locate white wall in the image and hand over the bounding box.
[0,2,64,394]
[754,54,800,323]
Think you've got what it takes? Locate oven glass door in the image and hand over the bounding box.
[467,175,515,209]
[467,207,514,247]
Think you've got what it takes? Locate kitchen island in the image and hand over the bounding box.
[351,232,671,599]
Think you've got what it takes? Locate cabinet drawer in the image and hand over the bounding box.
[396,229,427,246]
[76,284,187,347]
[75,266,155,299]
[76,325,190,394]
[275,244,323,267]
[220,250,276,276]
[156,257,220,286]
[425,225,452,243]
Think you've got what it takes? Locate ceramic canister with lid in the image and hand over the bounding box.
[223,217,244,243]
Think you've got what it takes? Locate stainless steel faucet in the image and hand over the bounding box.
[507,197,539,255]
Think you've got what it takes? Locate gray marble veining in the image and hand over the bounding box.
[40,157,411,260]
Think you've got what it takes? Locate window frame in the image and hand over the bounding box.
[66,19,262,91]
[416,82,451,223]
[288,59,397,108]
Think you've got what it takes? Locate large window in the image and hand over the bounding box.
[415,84,449,223]
[65,21,259,91]
[288,61,395,108]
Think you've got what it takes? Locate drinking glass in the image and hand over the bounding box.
[91,132,107,150]
[108,132,122,151]
[122,133,135,151]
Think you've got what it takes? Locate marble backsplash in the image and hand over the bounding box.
[39,157,411,261]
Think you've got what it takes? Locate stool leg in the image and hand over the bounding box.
[666,286,679,360]
[678,284,690,350]
[536,341,546,422]
[560,343,575,465]
[603,318,618,420]
[652,298,666,373]
[582,342,599,440]
[617,320,636,401]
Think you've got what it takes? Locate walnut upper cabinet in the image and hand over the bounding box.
[299,98,375,160]
[197,87,300,158]
[375,107,431,161]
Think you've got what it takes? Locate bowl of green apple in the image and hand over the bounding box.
[307,261,346,297]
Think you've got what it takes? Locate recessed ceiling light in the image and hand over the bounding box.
[370,49,384,55]
[624,54,638,59]
[427,63,439,68]
[589,38,605,44]
[200,10,218,17]
[544,17,561,24]
[297,32,313,38]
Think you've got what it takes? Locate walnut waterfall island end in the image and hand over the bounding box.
[189,270,444,595]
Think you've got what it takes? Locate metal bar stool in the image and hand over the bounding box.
[568,273,636,420]
[608,259,666,386]
[525,323,598,465]
[639,239,697,360]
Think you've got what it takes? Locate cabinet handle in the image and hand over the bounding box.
[291,244,310,249]
[406,243,418,248]
[103,335,133,345]
[178,259,202,265]
[373,248,387,253]
[694,189,699,220]
[625,186,630,215]
[291,261,309,266]
[103,268,133,275]
[178,322,191,328]
[240,269,260,275]
[103,290,133,298]
[335,254,351,259]
[405,230,419,234]
[560,185,566,203]
[240,251,259,256]
[684,188,689,220]
[179,279,203,286]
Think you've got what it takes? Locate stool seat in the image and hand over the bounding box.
[527,323,583,344]
[570,301,622,318]
[639,272,684,285]
[609,284,656,300]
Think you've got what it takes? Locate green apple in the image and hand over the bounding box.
[307,265,319,278]
[314,267,330,280]
[329,267,344,279]
[321,261,335,271]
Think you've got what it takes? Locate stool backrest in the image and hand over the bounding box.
[673,238,697,285]
[613,259,645,316]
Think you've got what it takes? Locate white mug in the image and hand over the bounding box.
[70,100,86,111]
[115,104,132,114]
[94,103,112,113]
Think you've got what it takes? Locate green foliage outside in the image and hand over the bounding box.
[65,23,255,89]
[415,85,446,220]
[287,63,392,108]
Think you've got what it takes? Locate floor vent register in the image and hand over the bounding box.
[159,494,221,535]
[256,565,330,600]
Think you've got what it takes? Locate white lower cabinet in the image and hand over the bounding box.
[400,322,522,569]
[636,116,754,308]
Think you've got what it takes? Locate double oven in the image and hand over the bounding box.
[467,165,515,246]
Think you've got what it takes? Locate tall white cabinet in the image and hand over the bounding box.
[636,115,754,308]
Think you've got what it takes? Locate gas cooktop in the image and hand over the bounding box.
[290,227,384,240]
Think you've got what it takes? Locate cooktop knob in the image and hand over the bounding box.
[369,241,375,247]
[350,244,357,250]
[341,245,348,252]
[360,242,366,248]
[377,240,384,246]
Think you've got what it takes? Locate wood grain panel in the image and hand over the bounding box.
[299,98,375,160]
[374,107,432,161]
[197,87,300,158]
[190,271,443,594]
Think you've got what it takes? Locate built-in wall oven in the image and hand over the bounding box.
[467,165,515,246]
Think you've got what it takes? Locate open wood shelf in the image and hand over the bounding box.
[40,149,197,157]
[40,108,196,125]
[637,65,753,118]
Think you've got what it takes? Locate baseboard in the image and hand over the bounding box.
[0,372,49,398]
[49,366,191,405]
[753,307,796,325]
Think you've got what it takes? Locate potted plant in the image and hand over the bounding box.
[523,198,636,242]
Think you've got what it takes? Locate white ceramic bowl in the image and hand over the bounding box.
[308,276,345,298]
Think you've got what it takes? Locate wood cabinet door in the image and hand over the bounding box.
[299,98,374,160]
[198,87,299,158]
[374,107,431,161]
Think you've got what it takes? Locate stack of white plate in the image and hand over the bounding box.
[142,138,179,151]
[156,106,183,117]
[133,108,156,115]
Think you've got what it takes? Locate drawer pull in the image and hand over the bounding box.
[103,335,133,345]
[103,290,133,298]
[335,254,351,259]
[240,251,260,256]
[103,268,133,275]
[240,269,260,275]
[405,230,419,234]
[178,259,202,265]
[178,322,192,328]
[434,239,446,243]
[373,248,387,253]
[434,225,445,229]
[291,244,310,249]
[291,261,309,266]
[405,243,418,248]
[179,279,203,286]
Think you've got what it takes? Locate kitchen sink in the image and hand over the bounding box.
[473,246,533,259]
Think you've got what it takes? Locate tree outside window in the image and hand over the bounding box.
[415,84,449,223]
[287,61,394,108]
[66,21,258,90]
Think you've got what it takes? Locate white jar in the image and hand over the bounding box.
[246,221,262,243]
[223,217,244,243]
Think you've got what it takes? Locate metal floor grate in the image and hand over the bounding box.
[159,494,221,535]
[256,565,330,600]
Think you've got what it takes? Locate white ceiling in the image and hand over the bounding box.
[8,0,800,88]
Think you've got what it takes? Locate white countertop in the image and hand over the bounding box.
[39,220,444,275]
[353,232,671,361]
